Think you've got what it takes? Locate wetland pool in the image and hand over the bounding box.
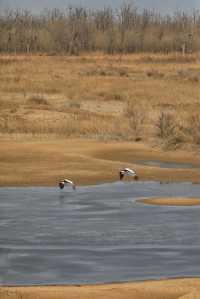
[0,181,200,285]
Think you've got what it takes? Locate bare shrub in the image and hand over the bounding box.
[188,75,199,83]
[156,111,185,148]
[186,113,200,144]
[80,67,128,77]
[118,68,129,77]
[27,94,49,106]
[126,102,145,140]
[68,100,81,109]
[140,55,198,64]
[96,91,126,101]
[177,69,191,78]
[164,131,186,149]
[177,69,200,82]
[111,93,125,101]
[156,111,177,139]
[146,69,164,78]
[0,100,19,110]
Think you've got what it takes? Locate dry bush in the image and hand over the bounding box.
[177,69,191,78]
[186,113,200,144]
[126,102,146,141]
[156,111,186,148]
[80,67,129,77]
[164,131,186,149]
[177,69,200,82]
[96,90,126,102]
[0,114,28,134]
[110,92,126,101]
[146,69,164,78]
[27,94,49,106]
[0,100,19,111]
[156,111,177,139]
[188,75,199,83]
[118,68,129,77]
[68,100,81,109]
[140,54,198,64]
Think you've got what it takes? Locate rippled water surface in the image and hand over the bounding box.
[1,181,200,285]
[136,160,198,169]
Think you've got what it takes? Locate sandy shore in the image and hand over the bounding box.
[0,139,200,186]
[1,139,200,298]
[137,197,200,206]
[1,278,200,299]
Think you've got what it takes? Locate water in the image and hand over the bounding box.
[0,181,200,285]
[136,160,198,169]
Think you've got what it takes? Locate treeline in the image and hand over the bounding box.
[0,3,200,54]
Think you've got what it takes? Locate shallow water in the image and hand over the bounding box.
[1,181,200,285]
[136,159,198,169]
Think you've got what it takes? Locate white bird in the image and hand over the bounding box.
[119,168,138,181]
[59,179,76,190]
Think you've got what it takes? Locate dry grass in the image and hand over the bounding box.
[0,54,200,294]
[0,53,200,147]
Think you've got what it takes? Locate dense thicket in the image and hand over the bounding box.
[0,3,200,54]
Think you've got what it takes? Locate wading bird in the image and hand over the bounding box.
[59,179,76,190]
[119,168,138,181]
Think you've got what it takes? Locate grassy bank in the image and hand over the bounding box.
[0,53,200,149]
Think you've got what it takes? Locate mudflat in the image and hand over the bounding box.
[0,139,200,186]
[138,197,200,206]
[1,278,200,299]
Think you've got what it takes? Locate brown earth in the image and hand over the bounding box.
[0,139,200,186]
[1,278,200,299]
[137,197,200,206]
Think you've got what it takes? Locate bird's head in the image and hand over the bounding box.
[59,181,65,189]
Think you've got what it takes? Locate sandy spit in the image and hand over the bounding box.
[0,139,200,186]
[1,278,200,299]
[137,197,200,206]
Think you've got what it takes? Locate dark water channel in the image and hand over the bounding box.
[136,160,198,169]
[0,181,200,285]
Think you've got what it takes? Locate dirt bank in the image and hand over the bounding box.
[1,278,200,299]
[137,197,200,206]
[0,139,200,186]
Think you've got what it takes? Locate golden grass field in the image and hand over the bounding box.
[0,53,200,145]
[1,53,200,299]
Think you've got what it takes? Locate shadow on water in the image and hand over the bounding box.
[58,193,66,208]
[0,181,200,285]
